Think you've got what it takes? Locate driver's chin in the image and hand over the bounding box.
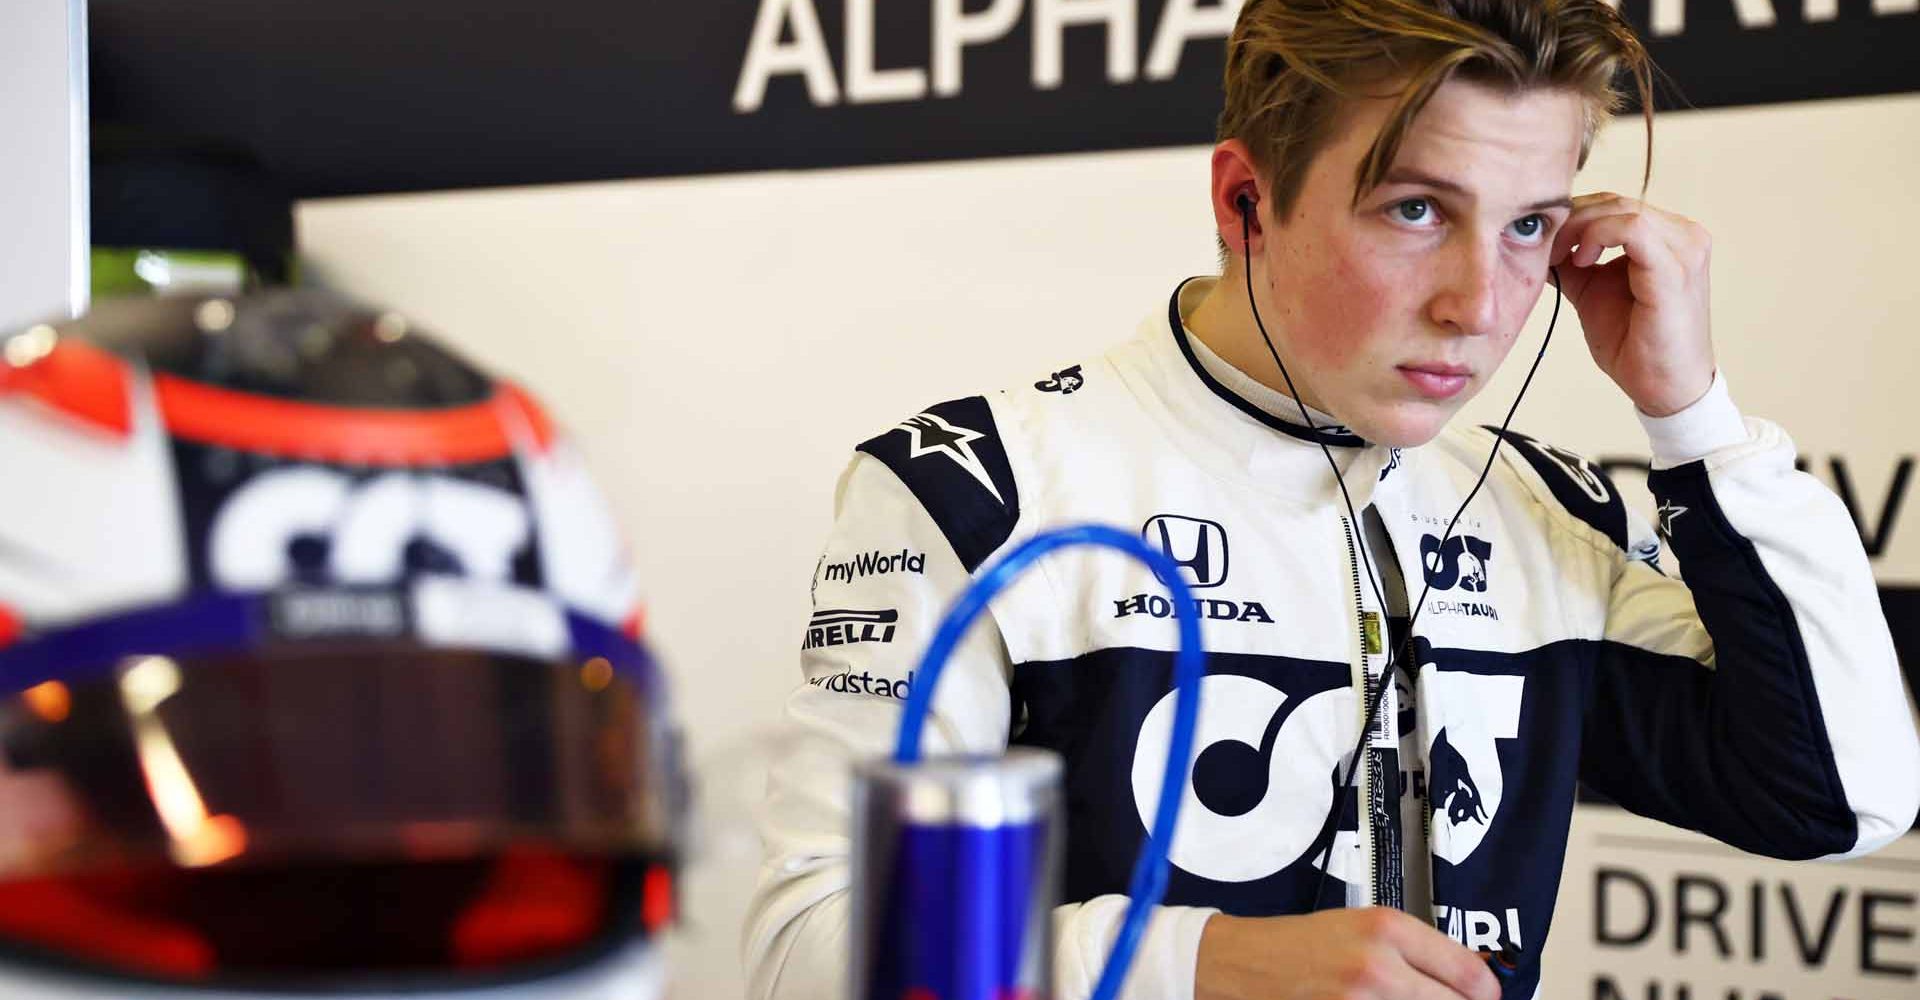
[1347,399,1459,450]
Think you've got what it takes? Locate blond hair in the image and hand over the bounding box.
[1220,0,1654,221]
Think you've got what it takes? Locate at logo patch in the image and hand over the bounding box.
[206,466,533,592]
[1131,675,1356,883]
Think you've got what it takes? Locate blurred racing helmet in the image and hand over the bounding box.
[0,291,681,998]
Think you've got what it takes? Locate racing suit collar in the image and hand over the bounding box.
[1118,279,1400,508]
[1166,277,1368,450]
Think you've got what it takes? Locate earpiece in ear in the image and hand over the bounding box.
[1235,187,1261,253]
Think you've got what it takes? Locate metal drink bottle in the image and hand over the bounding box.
[850,748,1064,1000]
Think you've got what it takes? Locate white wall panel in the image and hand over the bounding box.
[0,0,88,332]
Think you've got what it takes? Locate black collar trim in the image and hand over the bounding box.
[1165,280,1369,449]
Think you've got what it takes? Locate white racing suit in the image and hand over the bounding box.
[744,278,1920,1000]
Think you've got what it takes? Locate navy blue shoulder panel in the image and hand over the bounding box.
[1485,427,1629,552]
[858,396,1019,573]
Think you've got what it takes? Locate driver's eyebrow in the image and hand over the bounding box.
[1380,167,1574,213]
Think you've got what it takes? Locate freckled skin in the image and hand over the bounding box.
[1193,79,1585,448]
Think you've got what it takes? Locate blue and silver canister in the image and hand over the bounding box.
[851,748,1064,1000]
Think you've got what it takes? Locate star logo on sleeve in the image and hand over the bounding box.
[896,412,1005,504]
[1656,500,1689,542]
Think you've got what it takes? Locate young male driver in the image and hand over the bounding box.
[746,0,1920,998]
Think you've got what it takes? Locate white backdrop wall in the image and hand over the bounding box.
[0,0,88,332]
[298,91,1920,999]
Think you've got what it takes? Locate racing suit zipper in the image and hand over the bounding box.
[1342,512,1403,913]
[1339,515,1382,908]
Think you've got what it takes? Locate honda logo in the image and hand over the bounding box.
[1142,514,1228,589]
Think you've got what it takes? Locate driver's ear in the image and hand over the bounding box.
[1210,139,1266,256]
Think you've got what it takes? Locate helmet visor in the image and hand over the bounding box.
[0,641,676,990]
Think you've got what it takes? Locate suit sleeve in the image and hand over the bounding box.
[743,452,1216,1000]
[1580,377,1920,860]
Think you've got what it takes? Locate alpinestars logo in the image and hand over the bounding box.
[822,548,925,583]
[1035,365,1085,394]
[802,608,899,650]
[1656,500,1689,543]
[895,412,1005,503]
[1420,533,1498,620]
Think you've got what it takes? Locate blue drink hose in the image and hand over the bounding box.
[893,524,1207,1000]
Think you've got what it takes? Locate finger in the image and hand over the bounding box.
[1382,911,1504,1000]
[1387,957,1492,1000]
[1560,210,1683,277]
[1552,194,1707,268]
[1570,191,1634,212]
[1553,206,1638,268]
[1559,255,1628,311]
[1551,197,1639,265]
[1557,197,1702,266]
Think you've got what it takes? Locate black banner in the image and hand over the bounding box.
[92,0,1920,198]
[1884,588,1920,711]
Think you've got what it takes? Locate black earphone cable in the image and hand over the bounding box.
[1233,196,1562,912]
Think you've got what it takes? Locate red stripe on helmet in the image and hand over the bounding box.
[154,377,552,466]
[641,865,674,933]
[495,382,555,453]
[449,850,604,968]
[0,338,133,438]
[0,877,216,979]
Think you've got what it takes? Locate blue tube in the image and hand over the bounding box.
[893,524,1206,1000]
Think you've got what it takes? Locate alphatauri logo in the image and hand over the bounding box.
[1420,533,1498,620]
[1420,534,1492,593]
